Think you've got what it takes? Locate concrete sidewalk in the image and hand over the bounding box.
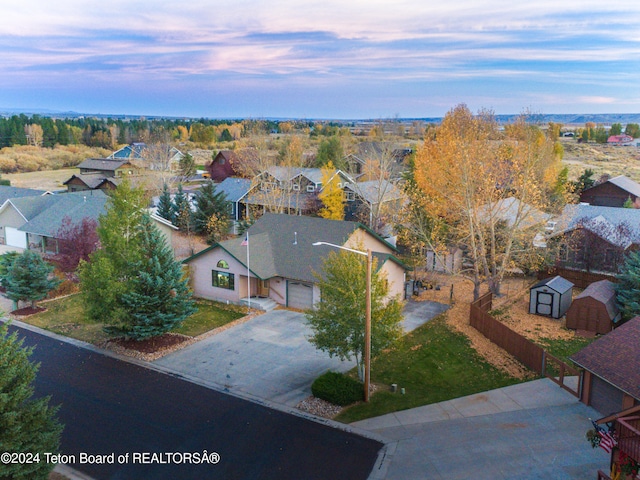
[356,378,609,479]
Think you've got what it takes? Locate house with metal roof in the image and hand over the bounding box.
[548,203,640,273]
[580,175,640,208]
[183,213,408,310]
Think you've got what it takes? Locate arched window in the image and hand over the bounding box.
[216,260,229,269]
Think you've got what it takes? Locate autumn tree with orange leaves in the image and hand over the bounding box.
[413,104,565,299]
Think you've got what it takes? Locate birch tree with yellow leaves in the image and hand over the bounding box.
[413,104,565,299]
[318,161,345,220]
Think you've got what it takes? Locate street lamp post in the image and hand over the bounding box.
[313,242,372,402]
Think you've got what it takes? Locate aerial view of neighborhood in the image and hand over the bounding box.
[1,2,640,480]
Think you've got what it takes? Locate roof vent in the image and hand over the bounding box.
[293,231,297,245]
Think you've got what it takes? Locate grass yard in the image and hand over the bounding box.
[22,294,245,344]
[335,315,522,423]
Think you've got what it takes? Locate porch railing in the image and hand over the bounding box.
[617,415,640,464]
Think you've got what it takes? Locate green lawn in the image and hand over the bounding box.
[21,294,245,343]
[335,315,524,423]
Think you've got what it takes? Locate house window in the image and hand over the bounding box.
[558,243,568,261]
[292,184,300,191]
[212,270,234,290]
[216,260,229,269]
[344,191,356,201]
[575,246,585,263]
[306,185,315,192]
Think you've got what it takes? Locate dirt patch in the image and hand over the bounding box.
[561,139,640,181]
[99,333,194,361]
[11,305,46,316]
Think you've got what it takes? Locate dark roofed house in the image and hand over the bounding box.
[571,317,640,416]
[565,280,621,334]
[206,150,241,182]
[580,175,640,208]
[183,213,408,311]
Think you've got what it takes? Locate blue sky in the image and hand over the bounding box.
[1,1,639,119]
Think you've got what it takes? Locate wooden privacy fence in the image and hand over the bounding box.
[469,292,580,397]
[537,267,617,290]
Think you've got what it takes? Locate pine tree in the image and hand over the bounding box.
[4,251,61,308]
[157,183,175,224]
[114,214,197,339]
[0,323,63,480]
[192,181,230,234]
[172,184,192,232]
[616,250,640,320]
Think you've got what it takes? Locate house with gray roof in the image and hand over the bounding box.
[214,177,254,222]
[0,190,107,252]
[0,187,52,246]
[580,175,640,208]
[183,213,408,310]
[548,203,640,273]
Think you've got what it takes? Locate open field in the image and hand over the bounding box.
[4,168,78,191]
[561,138,640,181]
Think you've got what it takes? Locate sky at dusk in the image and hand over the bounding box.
[1,1,639,119]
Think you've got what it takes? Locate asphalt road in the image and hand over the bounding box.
[12,325,382,480]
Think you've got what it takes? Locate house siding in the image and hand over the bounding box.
[345,230,394,254]
[0,205,27,244]
[187,248,250,304]
[580,182,639,208]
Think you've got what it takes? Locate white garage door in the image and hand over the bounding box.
[5,227,27,249]
[287,281,313,310]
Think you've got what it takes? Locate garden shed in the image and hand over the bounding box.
[565,280,621,334]
[529,276,573,319]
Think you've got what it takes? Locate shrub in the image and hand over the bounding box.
[311,371,364,406]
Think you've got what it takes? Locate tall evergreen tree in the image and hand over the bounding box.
[192,181,230,234]
[114,214,196,339]
[0,323,63,480]
[4,251,61,308]
[156,183,175,224]
[616,250,640,320]
[172,183,192,232]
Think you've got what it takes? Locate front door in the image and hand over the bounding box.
[258,279,270,297]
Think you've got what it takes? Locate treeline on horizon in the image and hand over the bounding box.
[0,114,355,150]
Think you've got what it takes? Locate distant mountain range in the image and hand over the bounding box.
[1,108,639,125]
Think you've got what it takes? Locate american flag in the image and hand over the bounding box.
[241,233,248,246]
[592,420,617,453]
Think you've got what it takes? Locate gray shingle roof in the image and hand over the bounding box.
[552,203,640,247]
[215,177,253,203]
[0,186,48,205]
[17,192,108,237]
[77,158,129,172]
[478,197,552,229]
[187,213,403,283]
[345,180,403,204]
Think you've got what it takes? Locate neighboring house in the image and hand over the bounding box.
[343,180,404,228]
[565,279,621,334]
[0,187,52,245]
[477,197,552,230]
[205,149,259,181]
[0,191,108,252]
[245,167,355,216]
[109,142,184,165]
[183,213,408,310]
[63,174,120,193]
[345,142,412,181]
[579,175,640,208]
[214,177,253,222]
[607,134,634,146]
[548,204,640,273]
[77,158,141,178]
[206,150,241,182]
[149,213,179,252]
[571,316,640,416]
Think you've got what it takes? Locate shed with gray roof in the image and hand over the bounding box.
[529,276,574,319]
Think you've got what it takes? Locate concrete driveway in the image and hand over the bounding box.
[155,300,449,407]
[154,309,357,406]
